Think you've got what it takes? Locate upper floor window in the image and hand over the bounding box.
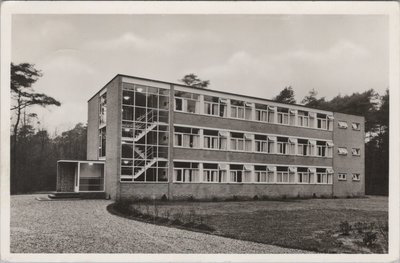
[277,107,289,125]
[99,127,106,157]
[254,134,274,153]
[173,162,200,182]
[338,147,348,155]
[338,121,348,129]
[316,141,333,157]
[99,92,107,126]
[297,139,315,156]
[255,104,274,123]
[122,90,134,105]
[351,148,361,156]
[352,122,361,131]
[174,91,200,114]
[230,100,252,120]
[277,137,295,155]
[338,173,347,181]
[352,173,361,181]
[230,132,252,151]
[204,96,227,117]
[174,127,200,148]
[297,110,310,127]
[315,113,327,130]
[204,129,228,150]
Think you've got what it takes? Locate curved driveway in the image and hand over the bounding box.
[11,195,309,253]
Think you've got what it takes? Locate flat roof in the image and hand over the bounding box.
[89,73,364,118]
[57,160,105,163]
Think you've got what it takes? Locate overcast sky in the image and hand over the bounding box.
[12,14,388,133]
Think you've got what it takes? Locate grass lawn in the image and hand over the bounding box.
[121,196,388,253]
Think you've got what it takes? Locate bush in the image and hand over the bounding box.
[253,195,259,201]
[354,221,368,233]
[363,231,378,247]
[161,194,168,201]
[339,221,352,235]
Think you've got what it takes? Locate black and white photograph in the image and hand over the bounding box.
[0,1,399,262]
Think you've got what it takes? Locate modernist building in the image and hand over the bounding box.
[56,74,365,200]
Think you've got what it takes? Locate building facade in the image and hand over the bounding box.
[79,74,365,200]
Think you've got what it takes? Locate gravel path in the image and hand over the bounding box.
[11,195,310,253]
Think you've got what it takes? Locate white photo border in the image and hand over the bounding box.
[1,1,399,262]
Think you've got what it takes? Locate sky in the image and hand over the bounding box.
[11,14,388,134]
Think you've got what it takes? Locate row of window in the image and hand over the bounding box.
[338,173,361,181]
[173,162,337,184]
[174,90,362,131]
[174,126,361,157]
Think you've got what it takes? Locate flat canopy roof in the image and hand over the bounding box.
[57,160,105,163]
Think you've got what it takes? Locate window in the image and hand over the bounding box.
[255,104,274,123]
[204,96,227,117]
[122,122,134,138]
[255,134,274,153]
[338,147,348,155]
[277,137,295,155]
[122,90,134,105]
[338,173,347,181]
[352,122,361,131]
[338,121,348,129]
[297,110,309,127]
[352,148,361,156]
[204,130,228,150]
[174,91,200,113]
[316,168,333,184]
[174,127,200,148]
[316,113,328,130]
[98,127,106,157]
[352,173,361,181]
[120,83,170,183]
[297,139,315,156]
[316,141,333,157]
[230,99,252,120]
[202,163,221,183]
[254,166,275,183]
[229,164,252,183]
[276,166,295,183]
[174,162,200,182]
[230,132,252,151]
[277,107,289,125]
[297,167,310,184]
[99,92,107,126]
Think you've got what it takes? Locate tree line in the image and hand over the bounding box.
[10,67,388,195]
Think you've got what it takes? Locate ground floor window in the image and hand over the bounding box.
[173,162,200,182]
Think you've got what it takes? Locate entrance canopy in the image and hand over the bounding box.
[57,160,105,193]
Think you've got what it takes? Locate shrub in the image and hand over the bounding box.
[154,203,159,218]
[232,195,238,201]
[354,221,368,233]
[161,194,168,201]
[253,195,259,201]
[378,221,389,242]
[363,231,378,247]
[339,221,352,235]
